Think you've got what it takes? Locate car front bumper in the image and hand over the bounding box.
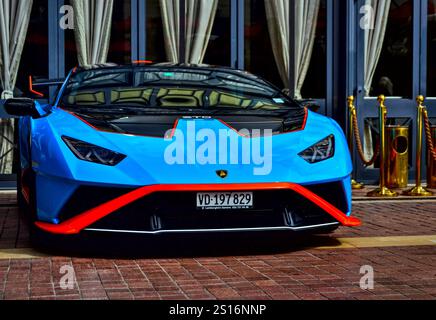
[34,182,361,235]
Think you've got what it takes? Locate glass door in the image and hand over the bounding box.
[354,0,423,183]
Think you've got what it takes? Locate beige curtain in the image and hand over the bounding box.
[265,0,320,99]
[0,120,14,174]
[72,0,114,66]
[0,0,33,98]
[160,0,218,63]
[364,0,391,96]
[0,0,33,174]
[363,0,391,164]
[160,0,180,63]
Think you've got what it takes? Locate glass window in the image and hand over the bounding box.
[203,0,231,66]
[428,0,436,97]
[107,0,132,64]
[301,0,326,99]
[148,0,229,65]
[245,0,326,96]
[16,0,49,96]
[65,0,131,72]
[244,0,282,87]
[65,0,78,72]
[370,0,413,97]
[147,0,166,62]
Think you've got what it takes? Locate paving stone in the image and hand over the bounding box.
[0,191,435,300]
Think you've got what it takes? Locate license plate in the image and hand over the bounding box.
[196,192,254,210]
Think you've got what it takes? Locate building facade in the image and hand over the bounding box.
[0,0,435,187]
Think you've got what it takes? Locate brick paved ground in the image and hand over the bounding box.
[0,189,435,300]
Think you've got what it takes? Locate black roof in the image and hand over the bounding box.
[77,62,237,71]
[74,62,266,84]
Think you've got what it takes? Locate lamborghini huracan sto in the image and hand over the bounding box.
[4,63,361,245]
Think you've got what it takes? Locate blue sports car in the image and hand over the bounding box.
[4,63,361,245]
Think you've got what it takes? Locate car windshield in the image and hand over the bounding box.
[60,66,301,113]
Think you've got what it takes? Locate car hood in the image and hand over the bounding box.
[31,108,352,187]
[66,107,307,137]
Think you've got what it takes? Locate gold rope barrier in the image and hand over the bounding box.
[423,108,436,161]
[348,96,380,167]
[347,96,364,189]
[347,96,381,190]
[424,109,436,189]
[367,95,398,197]
[404,96,433,196]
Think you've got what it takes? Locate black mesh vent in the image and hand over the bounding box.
[58,186,135,222]
[304,181,349,214]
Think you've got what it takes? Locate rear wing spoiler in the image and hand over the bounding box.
[29,76,65,98]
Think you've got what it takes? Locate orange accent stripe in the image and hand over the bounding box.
[133,60,153,64]
[298,108,309,132]
[167,118,180,139]
[29,76,44,98]
[35,183,361,235]
[21,170,30,204]
[217,119,251,137]
[65,110,102,131]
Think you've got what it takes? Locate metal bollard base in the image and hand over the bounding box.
[403,186,433,197]
[351,179,365,190]
[367,187,398,198]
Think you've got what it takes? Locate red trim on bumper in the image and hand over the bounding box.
[35,183,362,235]
[21,168,31,204]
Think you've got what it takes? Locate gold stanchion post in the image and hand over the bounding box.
[347,96,364,189]
[404,96,433,196]
[367,95,398,197]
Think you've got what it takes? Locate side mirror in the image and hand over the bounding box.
[4,98,39,118]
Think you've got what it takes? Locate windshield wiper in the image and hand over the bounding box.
[65,105,219,116]
[62,106,146,115]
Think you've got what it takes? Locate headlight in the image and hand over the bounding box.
[299,135,335,163]
[62,136,126,166]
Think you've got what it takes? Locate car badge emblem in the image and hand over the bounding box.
[216,170,228,179]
